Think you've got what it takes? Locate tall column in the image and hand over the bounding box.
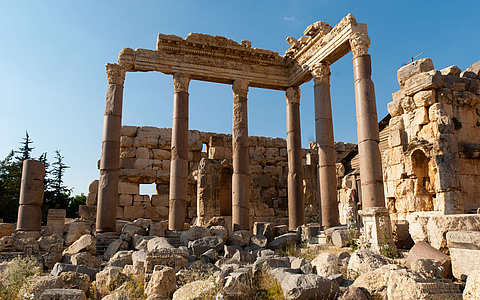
[232,79,250,231]
[350,32,395,253]
[169,73,190,231]
[312,63,339,229]
[96,63,126,233]
[349,32,384,208]
[285,87,304,230]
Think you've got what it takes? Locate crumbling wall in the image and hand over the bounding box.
[384,58,480,220]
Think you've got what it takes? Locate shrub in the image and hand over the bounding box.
[0,256,43,300]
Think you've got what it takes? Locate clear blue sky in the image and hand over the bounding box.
[1,1,479,196]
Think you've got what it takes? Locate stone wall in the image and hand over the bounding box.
[384,58,480,220]
[85,126,323,227]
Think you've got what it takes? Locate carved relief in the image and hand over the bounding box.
[173,73,190,93]
[285,87,301,104]
[349,31,371,57]
[106,63,127,85]
[311,63,331,85]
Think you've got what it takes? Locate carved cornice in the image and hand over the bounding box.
[232,79,249,99]
[285,87,301,104]
[311,63,331,85]
[349,31,370,57]
[173,73,190,93]
[106,63,127,85]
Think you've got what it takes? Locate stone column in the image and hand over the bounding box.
[169,73,190,231]
[17,159,45,235]
[96,63,126,233]
[232,79,250,231]
[285,87,305,230]
[349,32,385,209]
[350,32,395,253]
[312,63,339,229]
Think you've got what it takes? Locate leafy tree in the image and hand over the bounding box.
[0,151,21,222]
[43,150,73,218]
[66,193,87,218]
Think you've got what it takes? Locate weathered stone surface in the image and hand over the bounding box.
[147,237,174,251]
[172,278,216,300]
[104,239,122,261]
[352,264,403,297]
[311,252,338,277]
[447,231,480,280]
[270,270,340,300]
[440,65,461,76]
[267,232,300,250]
[464,269,480,299]
[95,266,124,293]
[146,248,189,272]
[426,214,480,252]
[63,234,96,256]
[209,225,228,241]
[405,241,451,278]
[340,286,372,300]
[227,230,253,247]
[20,274,65,299]
[42,251,63,269]
[39,289,87,300]
[38,234,63,252]
[65,221,90,246]
[0,223,14,238]
[59,271,91,293]
[189,235,224,256]
[461,60,480,79]
[180,226,211,246]
[108,250,133,267]
[51,262,98,279]
[144,265,176,298]
[250,234,268,249]
[397,58,434,86]
[347,249,394,279]
[253,222,275,242]
[403,70,443,96]
[252,256,290,275]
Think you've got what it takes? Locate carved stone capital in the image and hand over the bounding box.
[311,63,331,85]
[285,87,301,104]
[173,73,190,93]
[232,79,249,98]
[349,31,370,57]
[106,63,127,85]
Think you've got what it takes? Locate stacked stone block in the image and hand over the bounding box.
[384,58,480,219]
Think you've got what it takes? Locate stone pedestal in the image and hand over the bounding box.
[96,63,126,233]
[285,87,304,230]
[46,209,66,237]
[231,79,250,231]
[312,63,339,230]
[359,207,396,254]
[169,73,190,231]
[16,159,45,233]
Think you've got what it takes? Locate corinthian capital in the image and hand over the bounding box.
[311,63,331,85]
[285,87,301,104]
[349,31,370,57]
[173,73,190,93]
[232,79,249,99]
[106,63,127,85]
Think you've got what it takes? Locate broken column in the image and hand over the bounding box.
[45,209,66,237]
[169,73,190,231]
[350,31,395,252]
[16,159,45,235]
[96,63,127,233]
[285,86,304,230]
[312,63,339,229]
[232,79,250,231]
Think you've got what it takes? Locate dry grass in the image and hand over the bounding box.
[0,256,43,300]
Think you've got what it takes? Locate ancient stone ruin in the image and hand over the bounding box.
[1,14,480,300]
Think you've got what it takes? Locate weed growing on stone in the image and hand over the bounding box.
[0,256,42,300]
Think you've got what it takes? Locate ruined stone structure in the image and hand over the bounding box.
[384,59,480,220]
[93,14,387,242]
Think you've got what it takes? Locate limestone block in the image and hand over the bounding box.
[389,115,404,131]
[137,126,161,138]
[265,147,279,157]
[403,70,443,96]
[133,194,151,206]
[118,194,133,206]
[86,193,97,205]
[118,181,139,194]
[463,269,480,299]
[124,206,145,219]
[63,234,96,256]
[412,107,429,126]
[152,149,171,160]
[279,147,287,157]
[388,129,406,148]
[46,209,66,237]
[460,60,480,79]
[151,194,168,206]
[387,98,403,117]
[172,279,216,300]
[311,252,339,277]
[133,137,147,147]
[189,140,203,151]
[440,65,461,76]
[120,147,136,158]
[454,91,479,107]
[347,249,394,279]
[389,146,404,165]
[446,231,480,280]
[120,136,133,148]
[208,147,231,159]
[413,90,436,107]
[88,180,99,193]
[400,96,416,113]
[136,147,151,159]
[121,126,138,137]
[426,214,480,252]
[397,58,434,86]
[145,137,159,148]
[145,206,159,219]
[39,289,87,300]
[162,160,170,171]
[78,205,96,221]
[145,266,176,298]
[119,169,156,184]
[405,241,451,278]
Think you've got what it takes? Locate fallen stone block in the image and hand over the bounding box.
[405,241,451,278]
[267,232,300,250]
[51,262,98,279]
[446,231,480,280]
[39,289,87,300]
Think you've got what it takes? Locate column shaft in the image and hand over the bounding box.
[312,64,339,229]
[232,80,250,231]
[353,54,385,208]
[96,64,126,233]
[286,87,304,230]
[169,73,190,231]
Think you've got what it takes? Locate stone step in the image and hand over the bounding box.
[95,233,120,255]
[165,230,184,247]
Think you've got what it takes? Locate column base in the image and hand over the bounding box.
[315,231,328,245]
[359,207,397,256]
